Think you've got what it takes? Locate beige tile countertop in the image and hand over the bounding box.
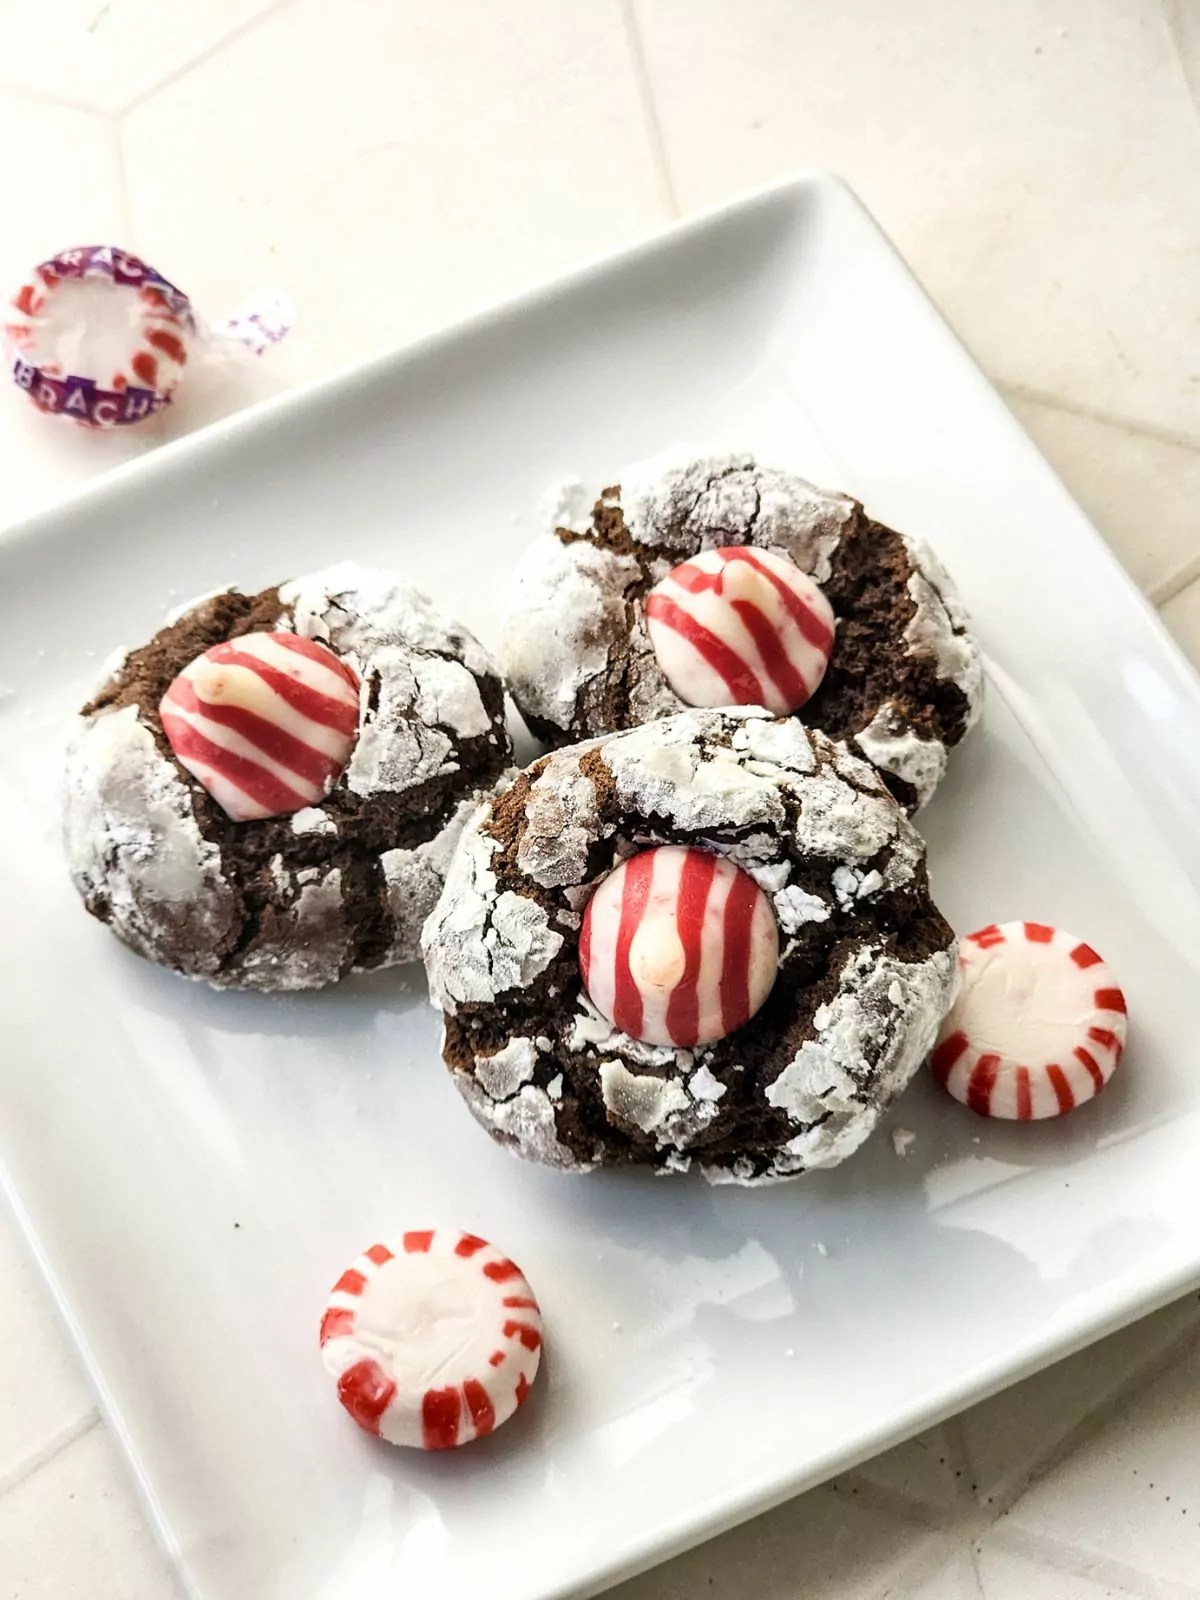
[2,3,1200,1598]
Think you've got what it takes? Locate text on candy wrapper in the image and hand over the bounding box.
[11,360,168,426]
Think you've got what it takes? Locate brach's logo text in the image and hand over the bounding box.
[11,360,166,427]
[45,244,192,319]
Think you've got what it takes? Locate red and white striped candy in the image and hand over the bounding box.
[319,1230,542,1450]
[159,631,360,822]
[580,844,779,1047]
[930,921,1128,1120]
[6,258,191,415]
[643,546,835,714]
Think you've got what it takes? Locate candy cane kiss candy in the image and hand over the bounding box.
[644,545,835,714]
[159,631,360,822]
[580,844,779,1047]
[320,1230,543,1449]
[930,921,1128,1119]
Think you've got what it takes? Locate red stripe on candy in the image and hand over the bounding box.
[665,848,717,1046]
[1015,1066,1032,1120]
[207,641,359,735]
[159,711,309,814]
[503,1296,539,1309]
[504,1320,542,1351]
[403,1231,434,1253]
[1088,1027,1120,1052]
[730,597,810,709]
[966,1052,1001,1116]
[455,1234,487,1257]
[463,1378,496,1439]
[268,629,361,692]
[1071,942,1103,968]
[929,1029,969,1085]
[365,1244,393,1266]
[1074,1046,1106,1094]
[1023,922,1055,944]
[718,868,760,1034]
[611,849,655,1039]
[643,592,766,705]
[147,328,187,365]
[1046,1064,1075,1114]
[968,924,1004,948]
[515,1374,531,1407]
[338,1359,396,1437]
[421,1387,461,1451]
[724,548,835,652]
[483,1259,521,1283]
[131,350,158,388]
[333,1268,367,1296]
[1094,987,1127,1015]
[165,675,343,788]
[578,898,593,989]
[488,1350,505,1367]
[319,1307,355,1346]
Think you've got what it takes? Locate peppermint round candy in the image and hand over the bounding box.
[930,921,1128,1119]
[319,1230,543,1450]
[5,245,193,427]
[159,631,360,822]
[643,545,835,714]
[580,844,779,1047]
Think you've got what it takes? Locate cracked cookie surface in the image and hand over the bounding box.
[64,562,512,990]
[501,451,982,808]
[422,707,958,1184]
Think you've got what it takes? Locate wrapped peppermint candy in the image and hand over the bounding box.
[4,244,292,428]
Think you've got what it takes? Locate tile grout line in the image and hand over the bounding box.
[618,0,681,219]
[830,1309,1200,1575]
[981,1521,1199,1600]
[1149,550,1200,608]
[973,1313,1200,1530]
[114,0,299,118]
[1000,381,1200,457]
[0,1407,101,1500]
[0,80,101,116]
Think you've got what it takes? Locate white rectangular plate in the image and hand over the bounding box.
[3,175,1200,1600]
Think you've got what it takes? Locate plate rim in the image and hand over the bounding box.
[4,168,1200,1600]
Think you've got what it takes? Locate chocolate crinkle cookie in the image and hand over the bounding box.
[64,562,512,991]
[501,451,983,809]
[422,706,958,1185]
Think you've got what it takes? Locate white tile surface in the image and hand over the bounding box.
[974,1539,1147,1600]
[1005,394,1200,600]
[634,0,1200,443]
[609,1485,940,1600]
[1,2,1199,1598]
[1000,1334,1200,1589]
[0,1423,183,1600]
[843,1422,969,1515]
[0,1204,94,1491]
[0,0,285,114]
[120,0,667,381]
[959,1295,1200,1509]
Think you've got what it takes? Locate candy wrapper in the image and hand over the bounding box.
[4,244,293,428]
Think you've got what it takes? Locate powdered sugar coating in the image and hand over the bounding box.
[502,451,982,808]
[764,941,955,1174]
[65,563,511,989]
[424,707,956,1182]
[280,564,497,801]
[854,704,948,809]
[64,705,238,980]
